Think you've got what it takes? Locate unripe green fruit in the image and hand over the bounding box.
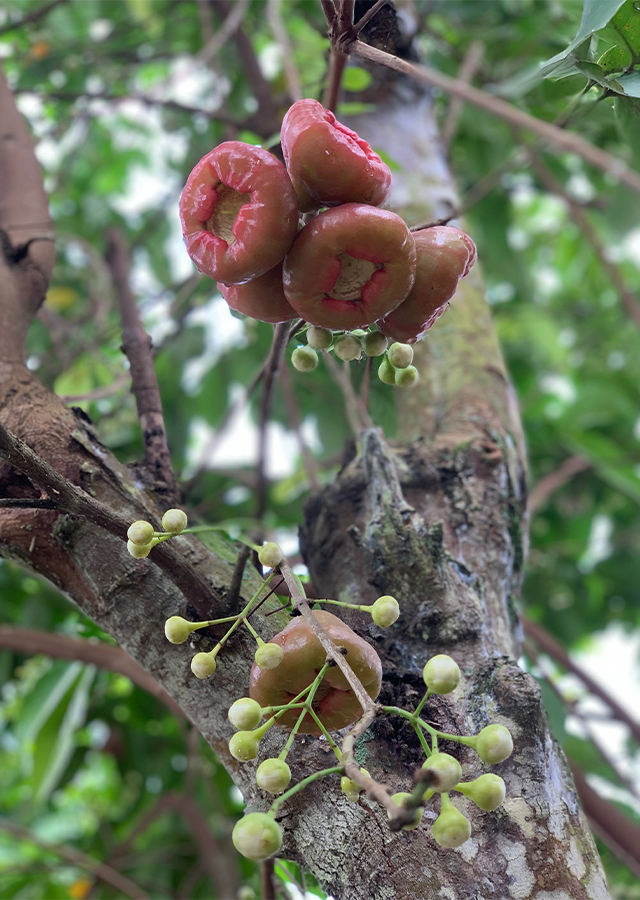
[191,652,217,679]
[456,773,506,811]
[258,542,283,569]
[307,325,333,349]
[341,768,370,802]
[228,730,261,762]
[254,642,284,670]
[389,792,423,830]
[228,698,263,731]
[371,595,400,627]
[127,539,153,559]
[292,345,318,372]
[232,812,282,860]
[422,753,462,793]
[165,615,193,644]
[475,724,513,764]
[256,758,291,793]
[333,333,362,361]
[127,520,155,545]
[162,508,188,534]
[388,342,413,369]
[362,331,388,357]
[377,357,396,385]
[395,365,419,388]
[432,797,471,848]
[423,654,461,695]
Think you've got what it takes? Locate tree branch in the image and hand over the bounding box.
[527,455,591,513]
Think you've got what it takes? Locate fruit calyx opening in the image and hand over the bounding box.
[204,183,251,246]
[328,253,378,301]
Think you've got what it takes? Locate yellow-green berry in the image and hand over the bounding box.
[127,539,153,559]
[254,643,284,670]
[333,333,361,361]
[388,342,413,369]
[362,331,388,357]
[422,753,462,793]
[389,792,423,830]
[474,724,513,764]
[165,616,194,644]
[162,508,188,534]
[229,730,261,762]
[371,595,400,627]
[292,345,318,372]
[432,795,471,848]
[455,773,506,811]
[423,654,461,695]
[228,698,263,731]
[378,357,396,385]
[341,768,370,802]
[256,758,291,793]
[232,812,282,860]
[395,365,419,388]
[258,542,283,569]
[307,325,333,350]
[127,520,155,545]
[191,651,217,679]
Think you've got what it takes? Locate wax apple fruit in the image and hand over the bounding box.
[180,141,298,285]
[218,264,297,323]
[377,226,477,344]
[283,204,416,331]
[249,611,382,734]
[281,99,391,211]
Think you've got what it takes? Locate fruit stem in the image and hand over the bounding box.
[270,766,344,815]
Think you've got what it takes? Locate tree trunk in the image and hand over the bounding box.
[0,46,610,900]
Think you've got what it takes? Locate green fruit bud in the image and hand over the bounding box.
[455,773,506,811]
[395,365,419,388]
[422,753,462,793]
[292,345,318,372]
[191,651,217,679]
[232,812,282,860]
[362,331,388,357]
[127,520,155,545]
[256,758,291,793]
[333,333,361,361]
[228,698,263,731]
[165,615,194,644]
[162,508,188,534]
[254,643,284,670]
[228,730,261,762]
[307,325,333,350]
[371,595,400,627]
[432,795,471,848]
[378,357,396,385]
[388,342,413,369]
[474,724,513,764]
[127,539,153,559]
[340,768,370,802]
[422,654,461,695]
[389,792,424,830]
[258,542,283,569]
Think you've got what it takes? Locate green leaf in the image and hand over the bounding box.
[15,661,84,744]
[342,66,373,92]
[614,96,640,159]
[617,71,640,96]
[539,0,627,78]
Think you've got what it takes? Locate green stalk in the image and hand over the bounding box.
[270,767,344,815]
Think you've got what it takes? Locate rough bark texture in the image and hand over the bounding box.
[0,38,611,900]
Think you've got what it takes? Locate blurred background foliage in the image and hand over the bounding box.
[0,0,639,897]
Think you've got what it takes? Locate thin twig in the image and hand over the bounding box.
[323,352,373,434]
[261,859,277,900]
[60,372,130,404]
[267,0,303,102]
[280,364,320,491]
[349,39,640,197]
[441,41,484,148]
[0,498,56,509]
[352,0,389,36]
[0,0,66,36]
[226,543,251,614]
[256,324,290,520]
[323,48,348,112]
[528,455,591,514]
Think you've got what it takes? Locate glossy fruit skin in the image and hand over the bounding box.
[371,596,399,627]
[378,226,477,344]
[180,142,298,285]
[281,99,391,211]
[249,611,382,734]
[283,204,416,331]
[217,264,297,323]
[162,509,188,533]
[291,346,318,372]
[228,698,263,731]
[127,521,154,545]
[456,773,506,811]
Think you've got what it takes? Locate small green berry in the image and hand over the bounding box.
[232,812,282,860]
[292,345,318,372]
[389,792,423,830]
[395,365,419,388]
[127,539,153,559]
[378,358,396,385]
[370,595,400,627]
[432,795,471,848]
[455,773,506,811]
[362,331,388,357]
[307,325,333,350]
[256,758,291,793]
[127,520,155,545]
[258,542,283,569]
[333,333,361,361]
[422,753,462,793]
[191,651,217,679]
[254,643,284,670]
[388,342,414,369]
[229,730,261,762]
[474,724,513,764]
[165,616,194,644]
[423,654,461,695]
[228,698,263,731]
[341,768,370,802]
[162,508,188,534]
